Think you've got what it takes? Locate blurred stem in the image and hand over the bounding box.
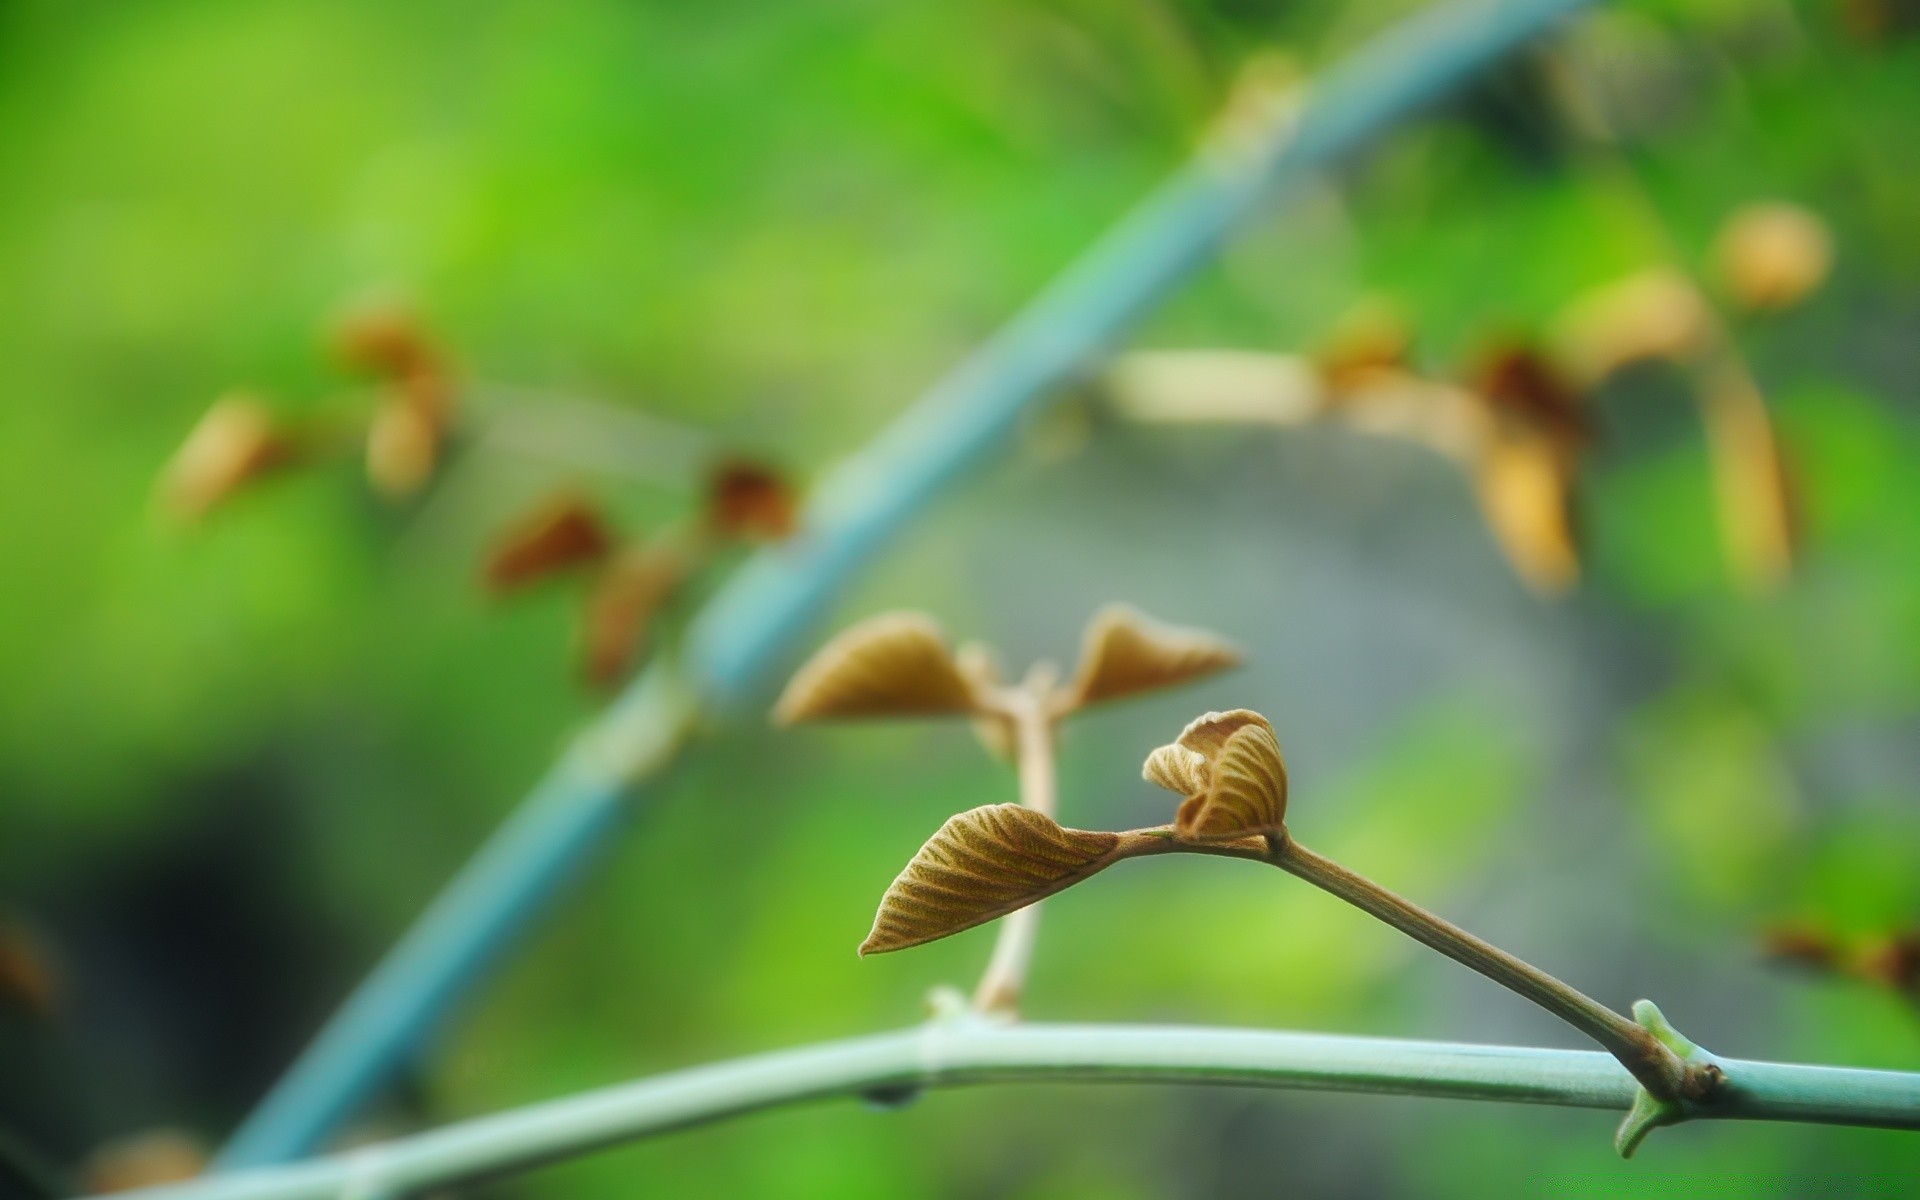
[1268,838,1690,1100]
[106,1023,1920,1200]
[973,688,1059,1017]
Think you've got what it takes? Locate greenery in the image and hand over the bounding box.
[2,0,1917,1196]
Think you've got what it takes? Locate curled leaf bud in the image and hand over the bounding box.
[483,494,615,595]
[861,804,1124,955]
[160,393,294,519]
[1059,605,1241,712]
[1144,709,1288,841]
[774,612,985,725]
[707,458,799,542]
[1713,202,1833,314]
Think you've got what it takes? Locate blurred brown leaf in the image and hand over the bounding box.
[159,393,296,520]
[483,494,616,594]
[1551,267,1711,385]
[860,804,1124,955]
[707,459,798,542]
[578,542,692,689]
[80,1129,206,1194]
[0,920,58,1020]
[1714,202,1833,314]
[1058,605,1240,712]
[774,612,983,725]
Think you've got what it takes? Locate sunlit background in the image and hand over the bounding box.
[3,0,1918,1195]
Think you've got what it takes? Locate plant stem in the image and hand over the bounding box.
[1269,838,1689,1099]
[974,691,1059,1015]
[215,0,1606,1166]
[111,1022,1919,1200]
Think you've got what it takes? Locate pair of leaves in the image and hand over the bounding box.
[337,301,460,499]
[860,710,1287,954]
[484,462,801,689]
[773,605,1241,727]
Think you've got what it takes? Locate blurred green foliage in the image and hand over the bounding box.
[1,0,1918,1195]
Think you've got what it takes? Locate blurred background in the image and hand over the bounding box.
[2,0,1917,1195]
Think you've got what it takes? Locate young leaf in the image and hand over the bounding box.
[483,494,615,594]
[366,393,442,498]
[860,805,1124,955]
[774,612,982,725]
[707,458,799,542]
[579,542,691,688]
[1473,431,1581,595]
[1713,201,1832,314]
[1059,606,1241,711]
[1551,268,1709,385]
[160,393,294,519]
[1144,710,1288,841]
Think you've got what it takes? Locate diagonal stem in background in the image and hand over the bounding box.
[216,0,1606,1167]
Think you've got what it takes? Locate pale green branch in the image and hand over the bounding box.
[110,1021,1920,1199]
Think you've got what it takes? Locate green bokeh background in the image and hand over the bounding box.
[2,0,1917,1195]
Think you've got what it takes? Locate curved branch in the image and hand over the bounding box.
[123,1022,1919,1200]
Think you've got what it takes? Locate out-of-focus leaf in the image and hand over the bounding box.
[482,494,616,595]
[1058,605,1240,712]
[159,393,295,519]
[1713,201,1833,314]
[706,459,799,542]
[773,612,982,725]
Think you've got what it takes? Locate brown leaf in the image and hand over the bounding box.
[579,542,692,689]
[860,804,1124,955]
[1474,429,1582,595]
[1143,710,1288,842]
[1470,344,1590,451]
[1700,376,1797,591]
[1759,923,1839,971]
[81,1129,207,1193]
[707,459,799,542]
[1856,931,1920,996]
[483,494,616,594]
[0,920,58,1020]
[331,300,441,383]
[365,393,442,498]
[1059,605,1240,712]
[1551,268,1711,385]
[774,612,983,725]
[1315,298,1412,394]
[1714,202,1832,314]
[160,393,295,519]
